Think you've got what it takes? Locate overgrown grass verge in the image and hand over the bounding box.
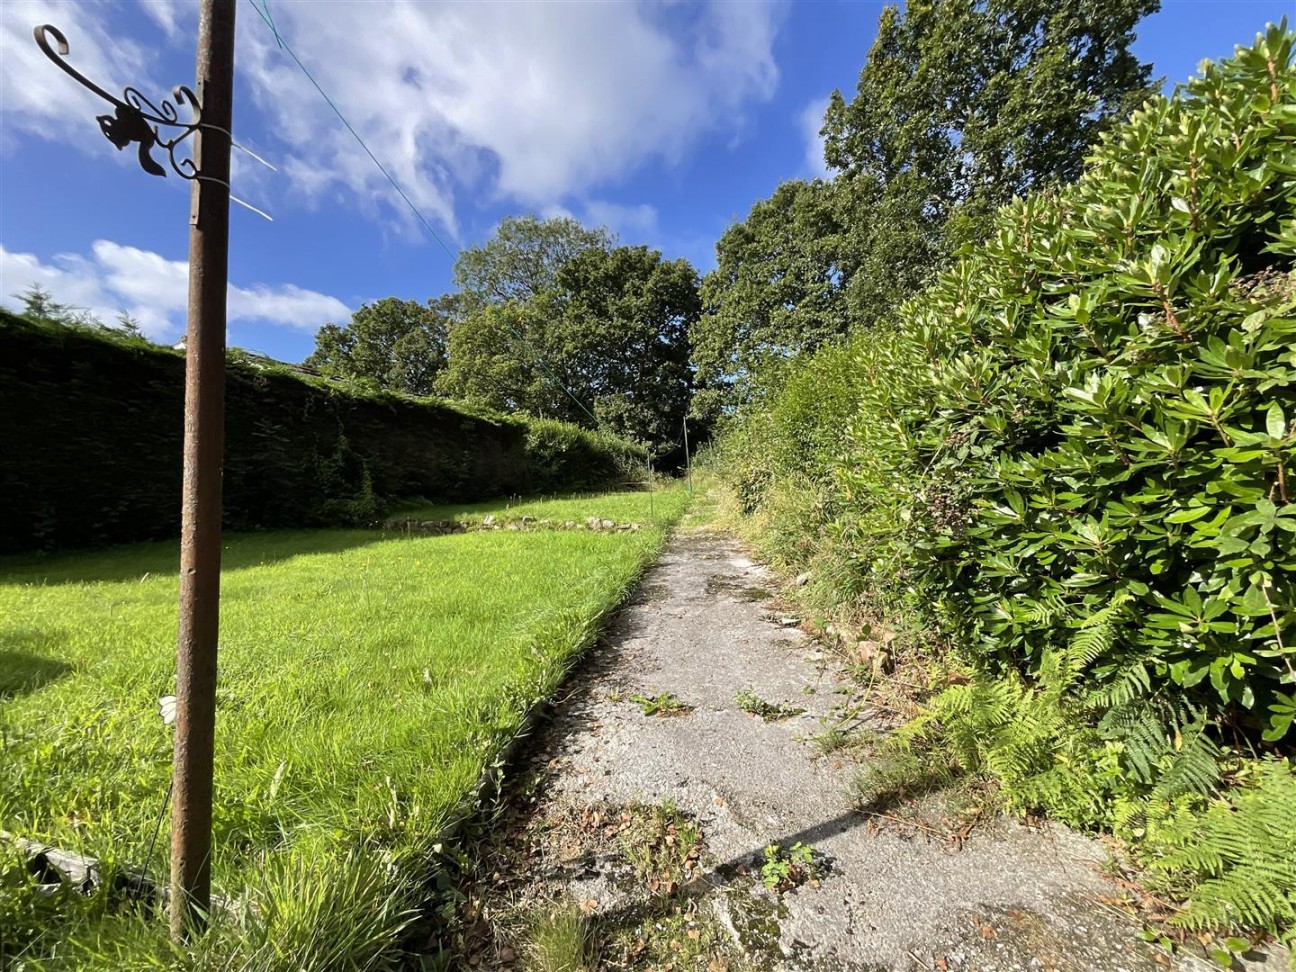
[0,488,688,969]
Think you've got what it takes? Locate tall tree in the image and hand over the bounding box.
[694,0,1160,407]
[824,0,1159,324]
[439,245,699,457]
[305,296,452,396]
[692,179,851,416]
[453,215,614,306]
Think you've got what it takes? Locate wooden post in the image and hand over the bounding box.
[171,0,235,941]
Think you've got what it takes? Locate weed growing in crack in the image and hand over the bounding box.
[760,842,826,892]
[811,727,851,756]
[619,803,704,891]
[630,691,692,717]
[735,687,805,721]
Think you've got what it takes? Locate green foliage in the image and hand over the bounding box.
[441,245,698,460]
[526,904,593,972]
[15,284,153,344]
[734,687,805,721]
[722,22,1296,738]
[824,0,1158,207]
[305,295,455,396]
[693,0,1160,408]
[824,0,1159,331]
[693,180,850,412]
[1144,759,1296,952]
[717,23,1296,951]
[453,214,612,306]
[0,311,641,552]
[631,692,690,717]
[760,841,820,892]
[522,419,645,494]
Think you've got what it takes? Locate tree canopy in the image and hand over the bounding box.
[823,0,1159,209]
[453,215,613,306]
[692,0,1160,409]
[439,245,699,458]
[305,296,455,396]
[692,179,850,415]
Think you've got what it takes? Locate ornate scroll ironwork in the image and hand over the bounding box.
[33,24,204,179]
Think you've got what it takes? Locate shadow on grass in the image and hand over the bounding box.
[0,527,402,588]
[0,643,74,699]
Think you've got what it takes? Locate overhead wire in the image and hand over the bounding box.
[245,0,601,426]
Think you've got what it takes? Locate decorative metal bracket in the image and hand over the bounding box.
[34,24,204,179]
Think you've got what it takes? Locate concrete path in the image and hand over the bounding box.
[469,529,1275,971]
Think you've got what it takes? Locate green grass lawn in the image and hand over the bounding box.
[392,486,675,526]
[0,488,689,970]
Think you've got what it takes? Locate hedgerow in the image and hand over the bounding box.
[0,311,645,552]
[713,22,1296,952]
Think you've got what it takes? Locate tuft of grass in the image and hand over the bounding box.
[0,489,687,968]
[629,691,692,717]
[734,688,805,722]
[618,803,703,890]
[528,903,592,972]
[810,727,851,756]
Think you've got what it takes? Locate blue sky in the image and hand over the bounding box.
[0,0,1287,363]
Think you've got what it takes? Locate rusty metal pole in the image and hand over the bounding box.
[171,0,235,942]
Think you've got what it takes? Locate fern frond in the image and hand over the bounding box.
[1149,758,1296,940]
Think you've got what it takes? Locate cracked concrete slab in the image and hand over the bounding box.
[483,529,1284,971]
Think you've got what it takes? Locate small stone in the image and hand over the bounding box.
[482,514,496,527]
[857,640,879,662]
[779,616,800,627]
[499,946,517,963]
[795,571,811,586]
[601,519,615,529]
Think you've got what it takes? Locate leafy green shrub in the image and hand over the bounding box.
[717,22,1296,951]
[897,23,1296,740]
[523,418,646,494]
[725,23,1296,740]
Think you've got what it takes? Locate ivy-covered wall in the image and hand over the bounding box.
[0,312,643,552]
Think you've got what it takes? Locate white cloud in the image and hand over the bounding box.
[583,200,659,239]
[137,0,188,41]
[799,95,831,179]
[236,0,783,235]
[0,241,350,340]
[0,2,157,156]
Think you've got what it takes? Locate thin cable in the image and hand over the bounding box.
[247,0,452,258]
[193,175,274,221]
[245,0,599,425]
